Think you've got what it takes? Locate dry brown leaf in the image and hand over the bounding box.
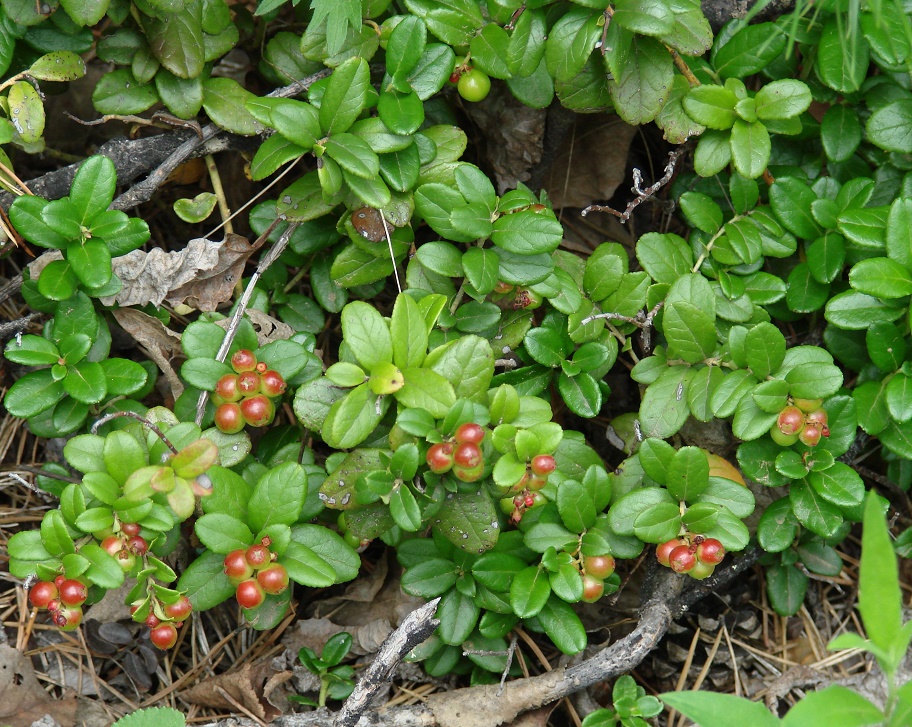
[110,308,184,401]
[101,233,254,311]
[463,86,546,194]
[0,644,78,727]
[543,115,638,210]
[182,661,291,720]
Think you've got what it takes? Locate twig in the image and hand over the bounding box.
[6,472,58,500]
[334,597,441,727]
[582,147,687,224]
[0,312,41,339]
[194,220,296,426]
[582,302,663,354]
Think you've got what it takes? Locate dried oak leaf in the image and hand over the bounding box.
[543,114,638,210]
[0,644,77,727]
[101,234,254,311]
[110,308,184,401]
[215,308,294,346]
[181,661,291,720]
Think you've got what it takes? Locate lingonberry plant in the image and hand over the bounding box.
[3,0,912,719]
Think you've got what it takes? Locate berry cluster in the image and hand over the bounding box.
[579,554,616,603]
[100,522,148,572]
[448,57,491,102]
[130,595,192,650]
[770,398,829,447]
[656,535,725,579]
[223,539,289,609]
[29,576,88,631]
[499,454,556,523]
[213,350,286,433]
[425,423,486,482]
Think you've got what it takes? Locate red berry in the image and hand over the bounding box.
[524,494,535,507]
[215,374,242,403]
[127,536,148,555]
[150,623,178,650]
[581,574,604,603]
[526,474,548,491]
[690,560,715,580]
[164,596,193,621]
[256,565,290,595]
[120,522,141,537]
[260,370,287,397]
[453,462,484,483]
[799,424,822,446]
[583,555,615,579]
[530,455,556,476]
[455,423,485,445]
[449,71,461,83]
[426,442,455,474]
[54,605,83,631]
[214,402,245,434]
[777,406,804,436]
[256,362,267,374]
[240,395,275,427]
[453,442,482,469]
[29,581,58,609]
[245,544,271,568]
[794,398,823,413]
[237,370,261,395]
[669,545,696,573]
[58,579,87,607]
[695,538,725,565]
[231,349,257,373]
[656,539,684,567]
[54,575,66,589]
[101,536,123,556]
[224,549,254,582]
[236,579,265,609]
[145,613,161,629]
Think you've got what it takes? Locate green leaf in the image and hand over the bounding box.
[660,691,781,727]
[639,366,691,439]
[491,210,563,256]
[790,481,843,538]
[194,513,254,553]
[403,0,483,48]
[782,685,883,727]
[202,78,265,136]
[142,3,205,78]
[683,84,738,130]
[79,542,125,590]
[281,541,337,587]
[322,384,390,449]
[291,524,359,582]
[745,322,786,378]
[858,492,903,663]
[608,34,673,125]
[613,0,673,37]
[396,368,456,418]
[636,232,693,283]
[436,589,479,646]
[711,22,786,79]
[867,99,912,154]
[469,21,511,80]
[821,105,862,162]
[769,178,820,240]
[634,501,681,543]
[436,489,499,554]
[425,335,494,402]
[309,0,361,56]
[784,362,843,399]
[557,372,602,418]
[28,50,86,81]
[815,16,869,94]
[663,301,716,363]
[510,566,551,618]
[557,479,597,533]
[177,549,234,611]
[248,462,307,532]
[730,120,770,179]
[5,369,66,418]
[766,563,808,617]
[693,129,732,176]
[92,68,159,114]
[754,80,811,121]
[545,7,601,83]
[341,301,392,371]
[5,334,60,366]
[402,559,458,597]
[386,15,426,79]
[320,56,370,135]
[537,597,587,655]
[850,257,912,298]
[7,80,45,143]
[809,463,863,508]
[155,70,203,119]
[666,446,709,501]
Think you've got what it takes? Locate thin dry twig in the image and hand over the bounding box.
[581,147,687,224]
